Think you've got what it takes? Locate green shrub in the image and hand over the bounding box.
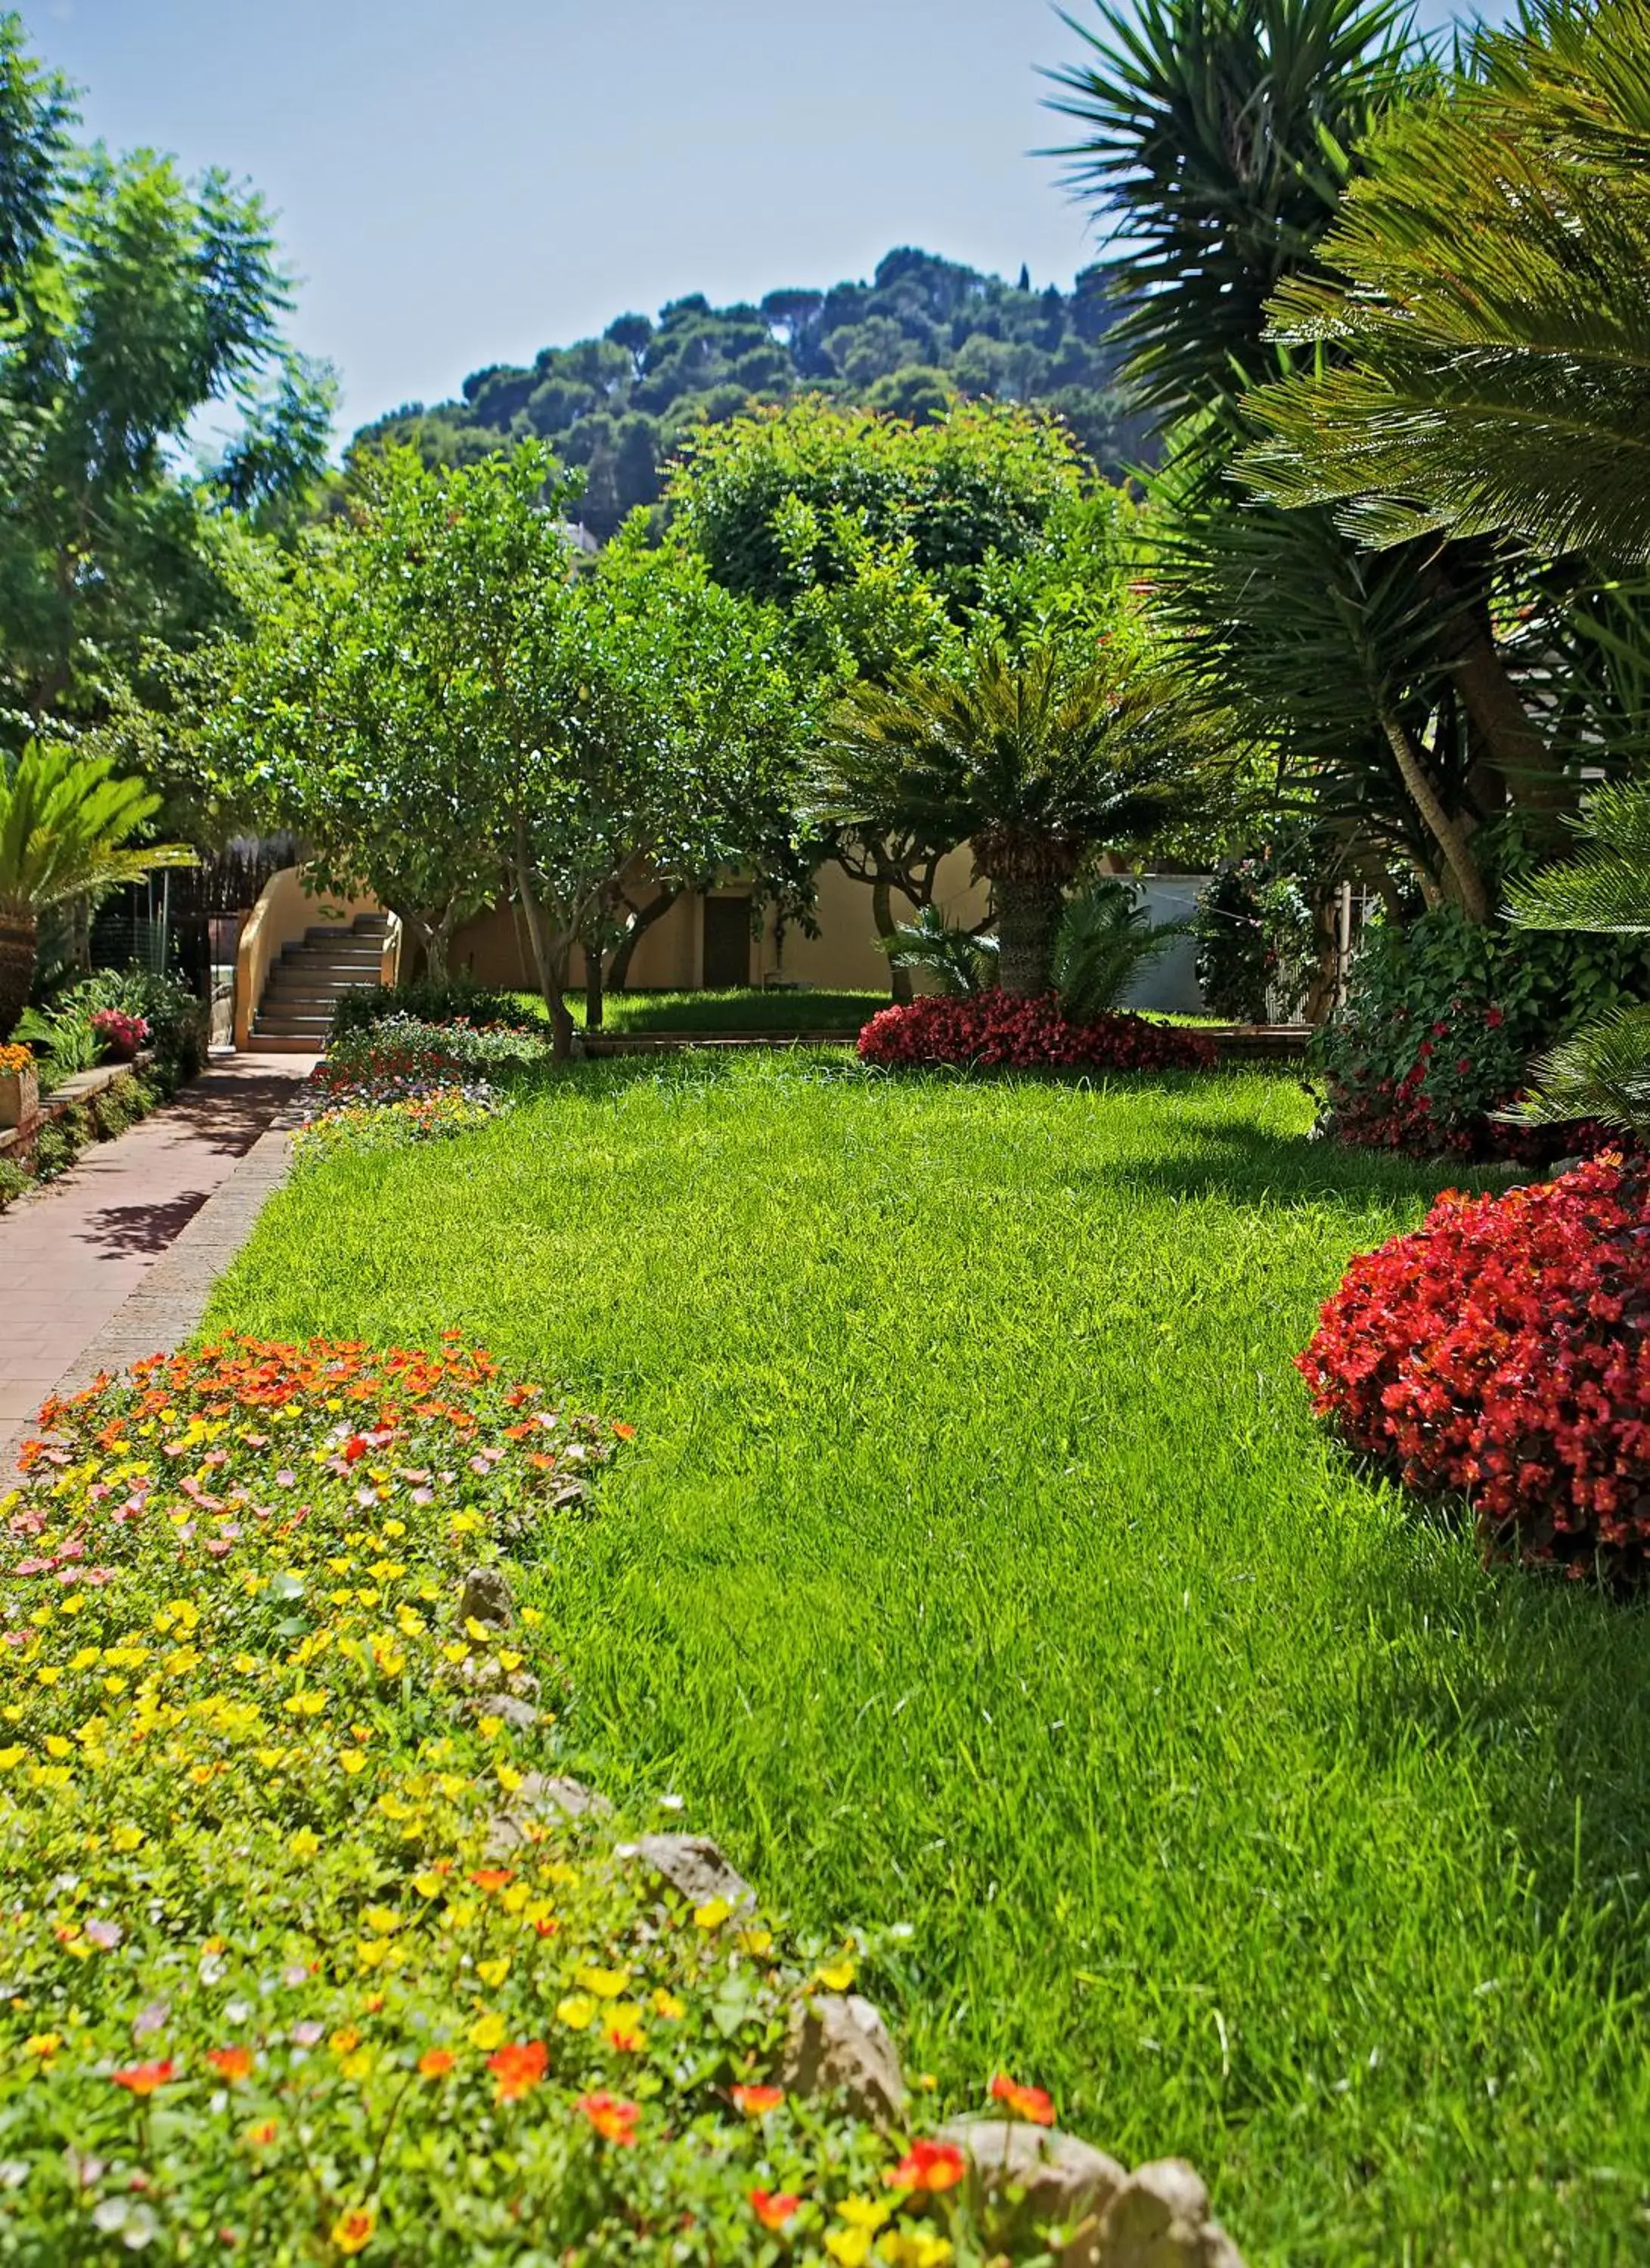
[30,1102,91,1180]
[0,1156,28,1211]
[1314,906,1650,1155]
[330,983,545,1043]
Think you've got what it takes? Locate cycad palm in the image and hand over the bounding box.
[1506,782,1650,1134]
[0,740,194,1034]
[816,643,1195,993]
[1245,0,1650,562]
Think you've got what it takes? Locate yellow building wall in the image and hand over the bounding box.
[448,851,991,997]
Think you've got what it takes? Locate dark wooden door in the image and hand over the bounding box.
[702,896,752,989]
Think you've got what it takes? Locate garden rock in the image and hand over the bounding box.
[779,1991,907,2125]
[1096,2159,1237,2268]
[629,1833,755,1913]
[461,1693,538,1733]
[459,1565,513,1629]
[485,1772,611,1854]
[938,2118,1124,2263]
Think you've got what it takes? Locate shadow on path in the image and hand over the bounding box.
[78,1189,215,1257]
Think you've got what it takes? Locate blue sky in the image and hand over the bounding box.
[36,0,1493,438]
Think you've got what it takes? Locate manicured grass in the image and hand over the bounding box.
[541,987,886,1034]
[209,1058,1650,2263]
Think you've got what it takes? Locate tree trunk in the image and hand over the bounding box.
[0,909,38,1039]
[1423,559,1568,829]
[870,875,912,1004]
[608,886,679,992]
[1300,885,1341,1025]
[990,875,1065,996]
[585,945,604,1030]
[1379,717,1490,922]
[512,847,576,1064]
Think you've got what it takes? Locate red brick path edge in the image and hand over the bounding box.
[0,1052,317,1473]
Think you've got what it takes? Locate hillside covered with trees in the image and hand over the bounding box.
[349,245,1141,538]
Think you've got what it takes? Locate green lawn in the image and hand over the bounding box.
[532,987,888,1033]
[207,1058,1650,2263]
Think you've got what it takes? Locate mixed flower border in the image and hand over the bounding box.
[0,1337,1133,2264]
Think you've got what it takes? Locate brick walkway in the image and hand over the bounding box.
[0,1052,315,1470]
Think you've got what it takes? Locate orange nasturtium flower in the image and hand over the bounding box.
[989,2071,1056,2127]
[750,2189,802,2230]
[885,2139,966,2194]
[731,2083,786,2116]
[331,2206,374,2254]
[468,1867,513,1893]
[111,2059,176,2096]
[487,2039,547,2102]
[575,2090,640,2146]
[207,2046,254,2084]
[417,2048,456,2080]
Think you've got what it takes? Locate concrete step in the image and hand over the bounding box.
[247,1035,321,1056]
[263,975,374,1000]
[254,1014,334,1036]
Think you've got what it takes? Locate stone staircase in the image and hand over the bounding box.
[249,915,390,1054]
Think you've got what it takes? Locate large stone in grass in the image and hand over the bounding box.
[779,1992,906,2126]
[1096,2159,1234,2267]
[938,2118,1124,2265]
[629,1833,755,1913]
[459,1566,513,1630]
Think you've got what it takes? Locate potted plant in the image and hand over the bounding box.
[0,1041,38,1129]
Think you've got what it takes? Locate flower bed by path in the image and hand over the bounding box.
[858,996,1217,1074]
[295,1016,541,1167]
[0,1339,1236,2264]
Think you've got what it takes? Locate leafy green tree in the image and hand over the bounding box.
[817,637,1199,993]
[0,11,333,737]
[0,740,193,1033]
[1245,0,1650,562]
[221,447,810,1059]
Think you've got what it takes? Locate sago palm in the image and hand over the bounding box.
[1245,0,1650,562]
[816,643,1197,994]
[1506,780,1650,1135]
[0,739,194,1035]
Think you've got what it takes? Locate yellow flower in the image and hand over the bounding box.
[693,1898,732,1931]
[0,1747,24,1770]
[23,2033,60,2059]
[476,1957,510,1988]
[290,1829,321,1860]
[838,2198,894,2232]
[329,2026,362,2054]
[555,1993,596,2031]
[411,1871,445,1900]
[476,1715,502,1741]
[814,1958,857,1992]
[882,2237,953,2268]
[824,2231,873,2268]
[111,1825,144,1852]
[651,1988,685,2021]
[339,2047,373,2081]
[495,1763,523,1794]
[338,1749,368,1777]
[738,1929,774,1958]
[574,1966,628,2000]
[468,2012,507,2051]
[361,1907,400,1937]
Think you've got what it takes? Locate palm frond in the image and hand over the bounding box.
[1243,0,1650,561]
[875,903,999,995]
[1051,878,1180,1017]
[1507,1001,1650,1133]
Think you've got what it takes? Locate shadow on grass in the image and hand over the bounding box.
[1348,1518,1650,1941]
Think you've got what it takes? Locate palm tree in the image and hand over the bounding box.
[0,740,195,1036]
[1245,0,1650,562]
[1506,782,1650,1136]
[816,643,1196,994]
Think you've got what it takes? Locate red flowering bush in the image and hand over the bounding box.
[1298,1156,1650,1577]
[90,1005,150,1060]
[858,993,1217,1074]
